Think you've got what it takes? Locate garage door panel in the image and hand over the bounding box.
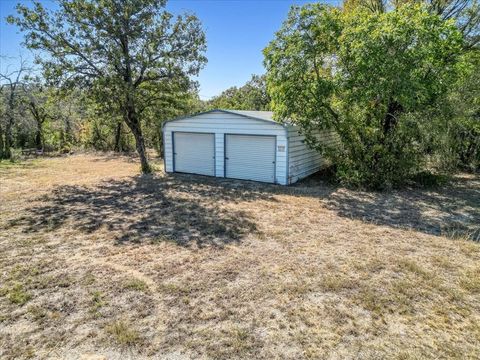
[174,132,215,176]
[225,135,275,183]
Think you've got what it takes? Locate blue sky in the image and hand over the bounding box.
[0,0,340,99]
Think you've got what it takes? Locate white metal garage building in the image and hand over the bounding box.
[163,109,336,185]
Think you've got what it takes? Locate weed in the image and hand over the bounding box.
[204,326,258,358]
[355,287,390,316]
[123,278,149,292]
[228,327,255,353]
[105,320,142,347]
[396,258,437,284]
[460,241,480,257]
[37,274,72,289]
[158,282,192,295]
[28,305,48,323]
[83,272,96,285]
[442,222,480,242]
[319,274,355,292]
[5,283,32,305]
[431,255,454,269]
[89,290,106,316]
[460,266,480,293]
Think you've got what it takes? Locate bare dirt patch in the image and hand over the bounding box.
[1,154,479,359]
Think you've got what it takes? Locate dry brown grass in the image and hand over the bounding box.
[1,153,479,359]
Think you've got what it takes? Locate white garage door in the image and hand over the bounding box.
[225,134,276,183]
[173,132,215,176]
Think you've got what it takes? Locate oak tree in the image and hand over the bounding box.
[9,0,207,172]
[264,4,464,188]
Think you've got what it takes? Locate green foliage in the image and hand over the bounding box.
[141,80,204,156]
[207,74,271,111]
[264,4,464,189]
[22,81,56,150]
[411,170,450,188]
[449,119,480,172]
[343,0,480,49]
[445,52,480,171]
[331,111,427,188]
[0,76,85,154]
[0,58,31,159]
[105,320,143,347]
[89,290,107,317]
[2,283,32,305]
[416,50,479,173]
[123,278,149,292]
[9,0,207,173]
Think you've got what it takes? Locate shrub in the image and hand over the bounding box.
[105,320,143,347]
[264,4,464,189]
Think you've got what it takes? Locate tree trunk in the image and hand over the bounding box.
[64,115,73,145]
[0,124,4,159]
[120,30,150,173]
[114,121,123,152]
[4,114,14,159]
[92,121,106,150]
[35,127,42,150]
[124,103,150,173]
[129,120,151,173]
[34,115,44,150]
[383,100,403,135]
[124,90,151,173]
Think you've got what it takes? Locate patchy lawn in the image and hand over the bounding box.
[0,153,479,359]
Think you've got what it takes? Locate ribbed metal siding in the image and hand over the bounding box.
[173,132,215,176]
[225,134,276,183]
[286,126,339,184]
[163,111,289,185]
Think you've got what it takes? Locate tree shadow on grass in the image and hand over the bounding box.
[7,169,480,245]
[8,174,278,247]
[311,175,480,240]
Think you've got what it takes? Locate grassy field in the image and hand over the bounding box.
[0,153,479,359]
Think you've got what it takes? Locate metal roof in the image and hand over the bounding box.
[163,109,288,128]
[222,110,276,123]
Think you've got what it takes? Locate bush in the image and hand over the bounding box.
[411,171,450,188]
[449,118,480,172]
[329,112,425,189]
[264,4,464,190]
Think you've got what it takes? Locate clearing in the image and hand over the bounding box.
[0,153,479,359]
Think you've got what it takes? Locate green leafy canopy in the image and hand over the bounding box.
[8,0,207,172]
[264,4,464,188]
[7,0,207,89]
